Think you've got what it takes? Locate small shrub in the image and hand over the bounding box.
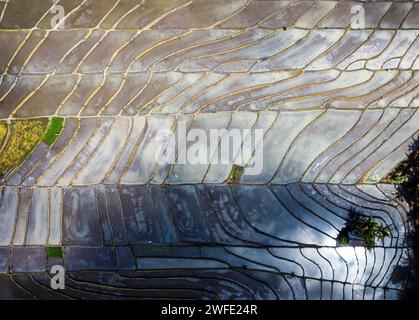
[337,211,391,251]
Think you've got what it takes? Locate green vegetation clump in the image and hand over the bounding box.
[227,164,245,184]
[43,117,64,145]
[0,119,47,177]
[337,212,391,251]
[47,246,63,258]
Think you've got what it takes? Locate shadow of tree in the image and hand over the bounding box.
[386,137,419,299]
[390,137,419,206]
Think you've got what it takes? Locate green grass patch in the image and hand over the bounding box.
[47,246,63,258]
[227,164,245,184]
[42,117,64,145]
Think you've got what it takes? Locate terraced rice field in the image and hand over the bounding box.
[0,0,418,299]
